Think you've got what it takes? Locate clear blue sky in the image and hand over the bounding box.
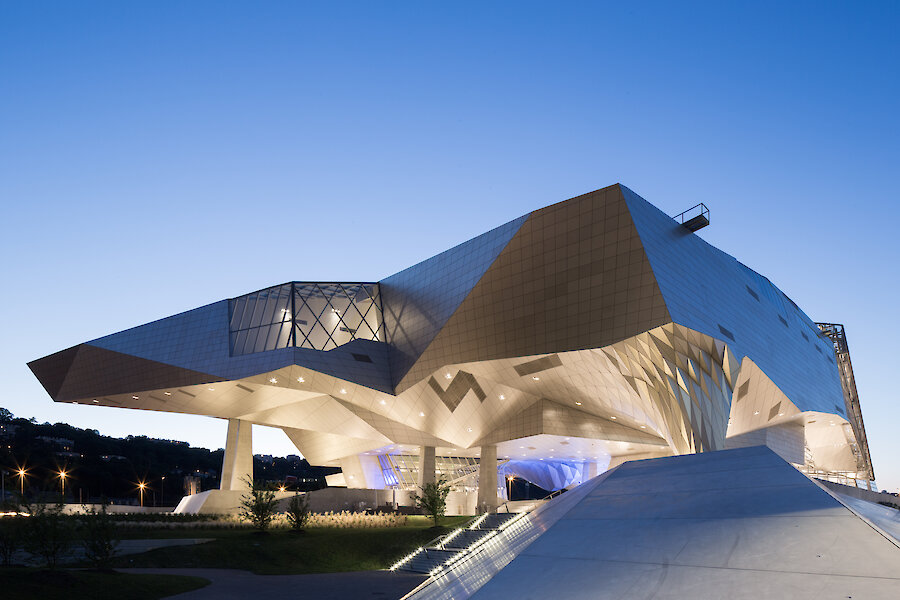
[1,2,898,490]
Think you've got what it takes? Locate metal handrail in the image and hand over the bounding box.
[673,202,709,225]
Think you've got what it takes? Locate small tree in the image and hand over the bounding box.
[22,498,75,569]
[0,515,25,566]
[80,502,119,569]
[239,478,278,532]
[285,492,311,533]
[413,477,450,527]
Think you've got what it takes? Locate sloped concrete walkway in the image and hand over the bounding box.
[117,568,426,599]
[411,446,900,600]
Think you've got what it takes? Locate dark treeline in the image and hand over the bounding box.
[0,407,336,506]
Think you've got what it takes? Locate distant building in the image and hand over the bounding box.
[35,436,74,451]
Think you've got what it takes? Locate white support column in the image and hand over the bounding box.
[477,444,498,513]
[417,445,436,489]
[220,418,253,492]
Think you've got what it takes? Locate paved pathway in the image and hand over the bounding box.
[118,568,427,599]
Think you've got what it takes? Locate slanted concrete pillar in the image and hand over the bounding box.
[417,446,436,489]
[477,444,498,513]
[220,418,253,492]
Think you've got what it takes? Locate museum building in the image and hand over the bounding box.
[27,183,875,513]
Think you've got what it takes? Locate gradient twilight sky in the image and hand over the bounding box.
[1,2,898,490]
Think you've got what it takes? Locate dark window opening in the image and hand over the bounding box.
[717,324,735,342]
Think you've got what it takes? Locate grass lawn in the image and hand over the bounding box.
[0,568,209,600]
[107,516,470,575]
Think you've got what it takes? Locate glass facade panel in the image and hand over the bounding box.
[228,282,385,356]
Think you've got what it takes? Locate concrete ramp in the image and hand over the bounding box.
[412,446,900,599]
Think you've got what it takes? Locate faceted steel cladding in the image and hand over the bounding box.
[27,183,875,489]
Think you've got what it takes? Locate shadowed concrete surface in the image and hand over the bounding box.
[13,538,213,566]
[413,446,900,600]
[117,568,426,599]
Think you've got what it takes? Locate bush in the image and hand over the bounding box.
[22,499,75,569]
[413,477,450,527]
[285,493,310,532]
[305,511,407,528]
[80,503,120,568]
[239,479,278,532]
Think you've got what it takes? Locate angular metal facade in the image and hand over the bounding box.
[27,183,874,489]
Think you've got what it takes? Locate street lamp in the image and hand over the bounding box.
[160,476,166,506]
[138,481,146,508]
[17,467,26,495]
[58,469,68,496]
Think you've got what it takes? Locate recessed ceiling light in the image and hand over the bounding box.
[640,425,646,429]
[92,399,99,403]
[132,395,139,400]
[164,391,172,396]
[419,412,425,417]
[297,376,305,383]
[753,411,760,415]
[532,376,540,381]
[499,394,505,400]
[575,401,582,406]
[340,389,347,394]
[269,378,277,384]
[610,416,617,420]
[467,427,473,432]
[778,412,784,416]
[445,373,452,379]
[208,387,215,391]
[379,399,386,405]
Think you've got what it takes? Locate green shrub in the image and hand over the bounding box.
[239,479,278,532]
[285,493,310,532]
[80,503,120,568]
[0,515,26,566]
[412,477,450,527]
[22,499,75,569]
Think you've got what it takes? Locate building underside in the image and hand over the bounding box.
[28,184,877,512]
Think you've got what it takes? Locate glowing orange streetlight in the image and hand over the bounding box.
[17,467,26,495]
[138,481,146,507]
[278,485,286,492]
[58,469,68,496]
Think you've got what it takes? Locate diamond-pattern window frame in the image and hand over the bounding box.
[228,282,385,356]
